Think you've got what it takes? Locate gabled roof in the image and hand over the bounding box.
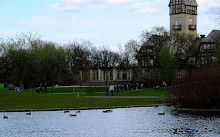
[169,0,198,7]
[195,30,220,45]
[207,30,220,41]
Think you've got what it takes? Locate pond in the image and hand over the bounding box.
[0,106,219,137]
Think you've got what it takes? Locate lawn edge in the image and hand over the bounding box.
[0,104,165,112]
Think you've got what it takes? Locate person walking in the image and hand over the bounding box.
[8,83,13,90]
[39,83,43,93]
[109,85,114,96]
[44,82,47,93]
[119,84,122,94]
[117,84,121,95]
[3,82,7,90]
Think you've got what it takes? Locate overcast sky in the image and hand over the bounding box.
[0,0,219,51]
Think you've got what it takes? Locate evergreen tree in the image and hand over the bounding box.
[159,45,177,85]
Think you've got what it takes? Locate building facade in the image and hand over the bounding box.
[169,0,220,67]
[89,67,133,83]
[169,0,198,39]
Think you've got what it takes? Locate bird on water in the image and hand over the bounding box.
[3,114,8,119]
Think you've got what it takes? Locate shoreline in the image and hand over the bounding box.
[177,108,220,112]
[1,105,220,113]
[0,104,164,112]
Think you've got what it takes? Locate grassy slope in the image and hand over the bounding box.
[0,88,168,110]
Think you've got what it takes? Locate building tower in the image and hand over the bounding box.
[169,0,198,39]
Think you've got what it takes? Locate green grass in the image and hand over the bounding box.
[80,88,169,97]
[24,87,109,93]
[0,88,167,110]
[117,88,168,96]
[24,87,169,97]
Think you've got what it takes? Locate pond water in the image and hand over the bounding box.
[0,106,219,137]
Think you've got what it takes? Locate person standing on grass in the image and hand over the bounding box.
[3,82,7,90]
[44,82,47,93]
[136,82,139,90]
[39,83,43,93]
[119,84,122,94]
[109,85,114,96]
[140,83,144,89]
[127,83,129,91]
[117,84,121,95]
[8,83,13,90]
[123,83,127,91]
[117,84,119,95]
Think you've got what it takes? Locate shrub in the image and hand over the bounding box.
[170,67,220,109]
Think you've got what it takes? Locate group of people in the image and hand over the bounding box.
[36,82,47,93]
[3,82,24,91]
[108,84,123,96]
[108,82,144,96]
[121,82,144,91]
[2,82,48,92]
[3,82,13,90]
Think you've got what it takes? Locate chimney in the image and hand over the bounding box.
[200,35,205,38]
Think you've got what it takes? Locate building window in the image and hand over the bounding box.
[94,72,96,80]
[175,18,181,25]
[203,44,207,50]
[173,18,182,30]
[110,70,113,80]
[189,18,193,25]
[96,71,98,80]
[122,73,127,80]
[207,44,210,49]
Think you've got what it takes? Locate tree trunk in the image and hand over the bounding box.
[51,81,54,94]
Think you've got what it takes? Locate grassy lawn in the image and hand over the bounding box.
[0,88,168,110]
[24,87,169,97]
[81,88,169,97]
[24,87,110,93]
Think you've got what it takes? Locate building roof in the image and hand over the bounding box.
[207,30,220,41]
[183,0,198,6]
[196,30,220,45]
[195,37,210,44]
[169,0,198,7]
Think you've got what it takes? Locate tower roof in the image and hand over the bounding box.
[169,0,198,7]
[184,0,198,6]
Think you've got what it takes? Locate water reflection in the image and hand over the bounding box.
[0,106,219,137]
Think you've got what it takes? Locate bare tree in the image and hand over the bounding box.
[90,47,121,68]
[211,7,220,27]
[66,41,91,73]
[124,40,140,65]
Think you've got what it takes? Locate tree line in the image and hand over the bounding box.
[0,34,125,88]
[1,26,220,89]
